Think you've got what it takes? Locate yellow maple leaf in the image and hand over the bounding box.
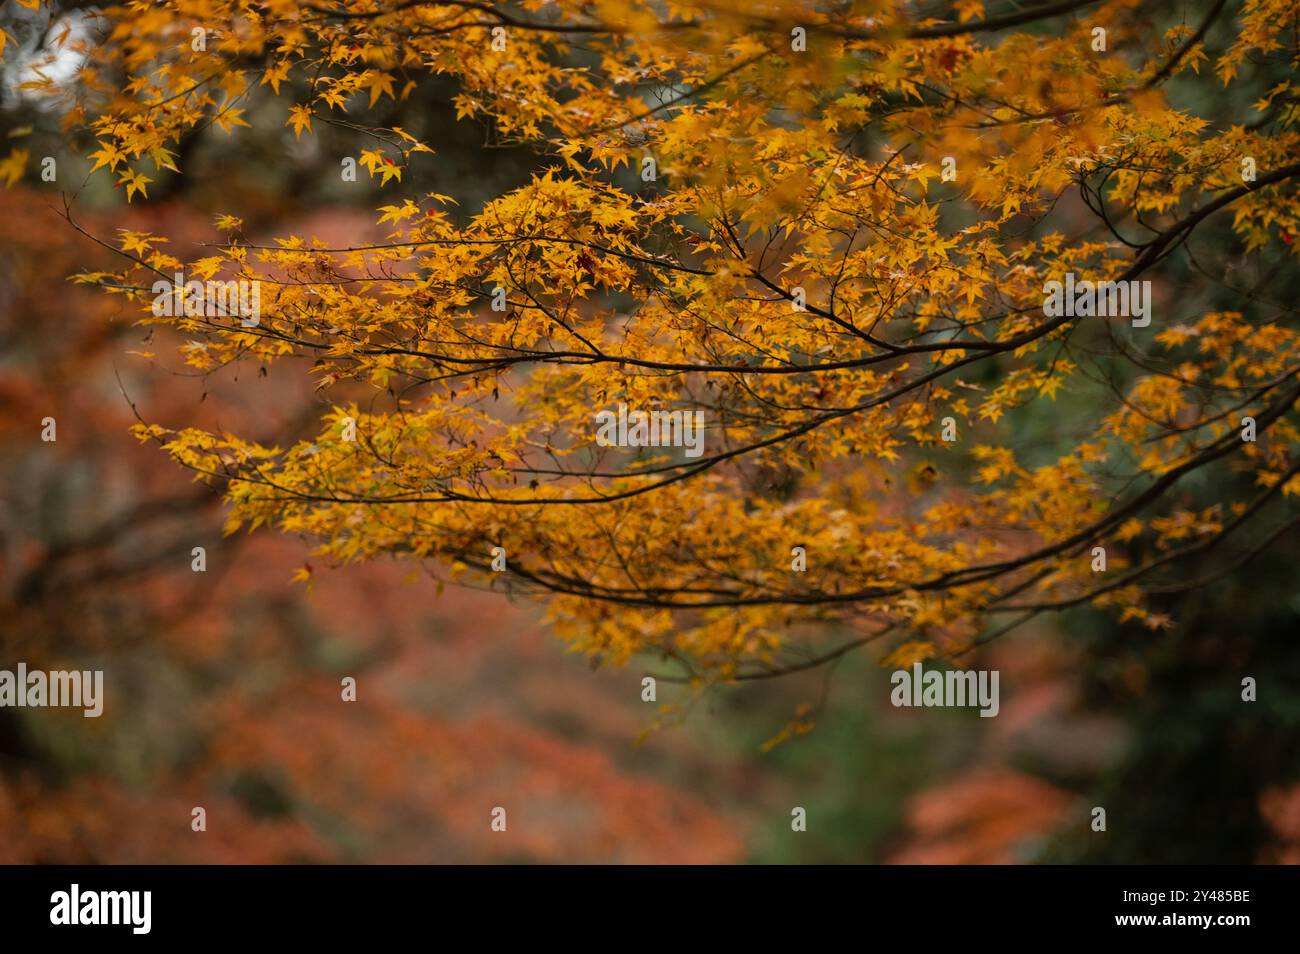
[365,70,396,107]
[117,169,152,201]
[880,640,937,669]
[287,104,313,139]
[88,141,124,173]
[0,147,28,187]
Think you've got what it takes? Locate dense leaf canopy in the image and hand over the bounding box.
[13,0,1300,685]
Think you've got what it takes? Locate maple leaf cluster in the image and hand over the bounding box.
[6,0,1300,685]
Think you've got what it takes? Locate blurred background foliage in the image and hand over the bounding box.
[0,0,1297,863]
